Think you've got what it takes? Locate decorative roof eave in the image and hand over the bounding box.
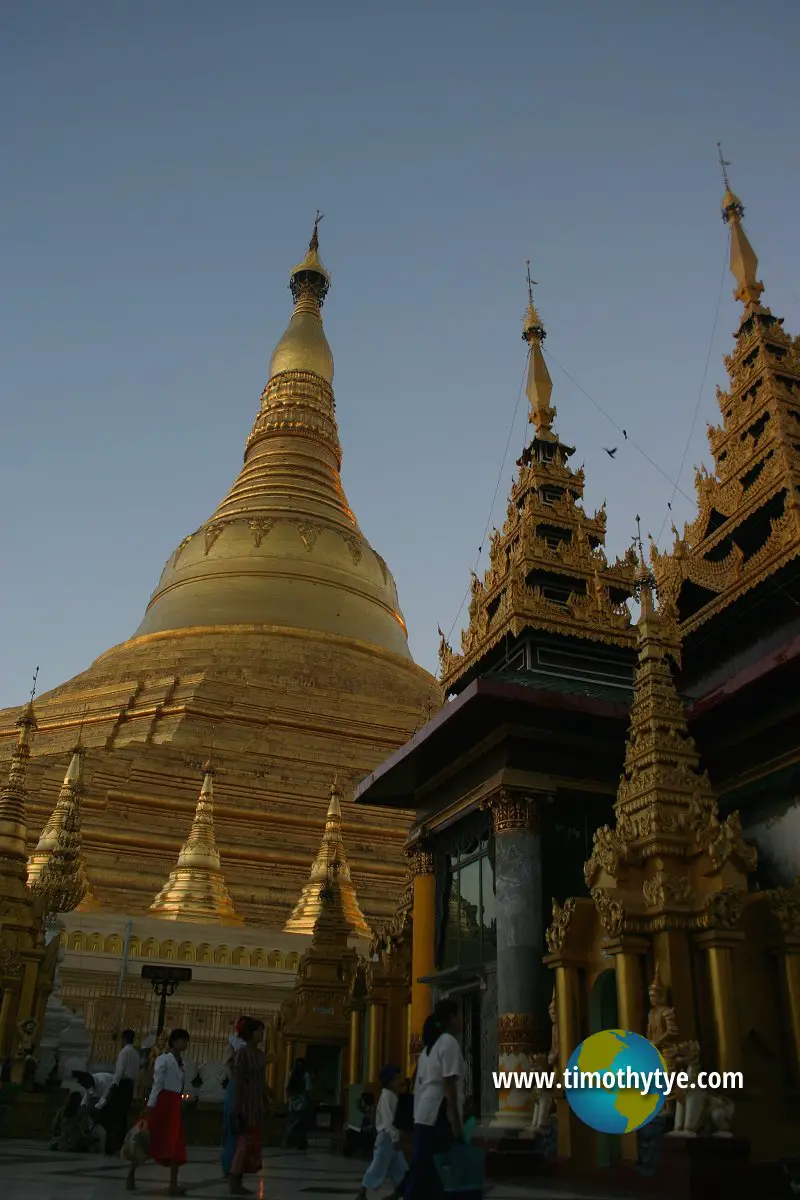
[441,598,637,691]
[658,534,800,639]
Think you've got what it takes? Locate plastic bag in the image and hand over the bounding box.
[120,1117,150,1166]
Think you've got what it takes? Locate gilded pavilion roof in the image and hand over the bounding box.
[439,295,637,692]
[651,181,800,633]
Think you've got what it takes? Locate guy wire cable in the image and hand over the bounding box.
[445,354,528,642]
[656,229,730,547]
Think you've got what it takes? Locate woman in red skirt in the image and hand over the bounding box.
[126,1027,190,1194]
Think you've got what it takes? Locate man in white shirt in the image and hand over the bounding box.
[72,1070,114,1154]
[103,1029,140,1155]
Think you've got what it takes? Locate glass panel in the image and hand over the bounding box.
[459,859,481,965]
[442,871,459,969]
[481,855,497,959]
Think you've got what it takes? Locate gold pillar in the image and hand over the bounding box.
[16,958,39,1025]
[780,950,800,1086]
[0,988,18,1058]
[404,1002,413,1077]
[408,846,435,1064]
[548,959,593,1162]
[697,933,742,1074]
[608,936,648,1035]
[366,1001,384,1083]
[348,1007,364,1085]
[554,964,580,1077]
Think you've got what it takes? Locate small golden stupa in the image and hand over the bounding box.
[149,759,242,925]
[27,739,96,916]
[284,777,370,937]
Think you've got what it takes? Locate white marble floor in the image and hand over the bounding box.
[0,1140,623,1199]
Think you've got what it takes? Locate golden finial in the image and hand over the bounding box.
[521,261,556,437]
[28,740,92,917]
[309,210,324,253]
[716,144,764,311]
[289,212,331,306]
[0,672,40,881]
[148,744,241,925]
[522,260,546,343]
[284,777,370,937]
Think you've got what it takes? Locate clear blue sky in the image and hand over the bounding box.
[2,1,798,706]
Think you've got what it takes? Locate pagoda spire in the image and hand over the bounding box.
[522,262,557,438]
[284,777,371,937]
[0,693,37,900]
[439,270,637,692]
[650,160,800,635]
[132,217,413,663]
[27,737,95,917]
[718,144,765,315]
[149,758,242,925]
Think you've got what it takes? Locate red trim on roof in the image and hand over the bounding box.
[687,633,800,718]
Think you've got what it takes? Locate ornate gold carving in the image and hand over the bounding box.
[700,887,746,931]
[591,887,624,936]
[489,790,543,835]
[340,531,363,566]
[0,946,22,978]
[173,534,193,566]
[642,862,692,909]
[497,1012,540,1056]
[545,896,577,954]
[405,845,434,878]
[248,517,275,547]
[297,521,322,552]
[204,523,225,554]
[765,876,800,939]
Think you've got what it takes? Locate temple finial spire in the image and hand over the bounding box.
[718,146,764,313]
[309,210,324,253]
[521,261,556,437]
[0,684,39,890]
[284,776,370,936]
[28,741,94,917]
[149,754,241,925]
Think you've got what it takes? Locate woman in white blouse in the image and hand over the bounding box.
[126,1027,191,1195]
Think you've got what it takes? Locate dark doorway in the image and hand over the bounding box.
[460,990,482,1118]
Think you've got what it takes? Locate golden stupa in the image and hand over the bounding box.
[284,776,370,937]
[0,219,440,926]
[149,759,242,926]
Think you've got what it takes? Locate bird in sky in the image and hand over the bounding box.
[604,447,618,459]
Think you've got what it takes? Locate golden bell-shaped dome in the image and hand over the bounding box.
[134,221,412,659]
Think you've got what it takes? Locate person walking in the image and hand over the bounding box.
[284,1057,312,1151]
[404,1000,465,1200]
[126,1027,191,1195]
[104,1028,140,1155]
[221,1016,247,1176]
[355,1065,408,1200]
[228,1017,267,1195]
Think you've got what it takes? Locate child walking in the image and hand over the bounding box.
[355,1065,408,1200]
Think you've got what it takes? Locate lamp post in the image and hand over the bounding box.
[141,965,192,1036]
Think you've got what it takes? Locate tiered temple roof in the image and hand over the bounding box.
[651,177,800,635]
[440,290,637,693]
